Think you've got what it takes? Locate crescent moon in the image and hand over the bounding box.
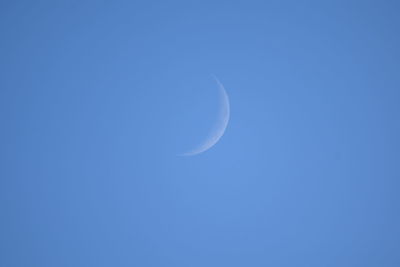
[180,77,230,156]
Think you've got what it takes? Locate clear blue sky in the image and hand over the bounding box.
[1,1,400,266]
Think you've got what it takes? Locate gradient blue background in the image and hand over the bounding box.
[1,1,400,266]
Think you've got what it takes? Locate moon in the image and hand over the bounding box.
[180,77,230,156]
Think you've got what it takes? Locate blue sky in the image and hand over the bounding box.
[1,1,400,266]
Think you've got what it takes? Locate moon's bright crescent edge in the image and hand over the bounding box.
[180,78,230,156]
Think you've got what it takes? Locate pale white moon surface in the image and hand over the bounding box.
[180,78,230,156]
